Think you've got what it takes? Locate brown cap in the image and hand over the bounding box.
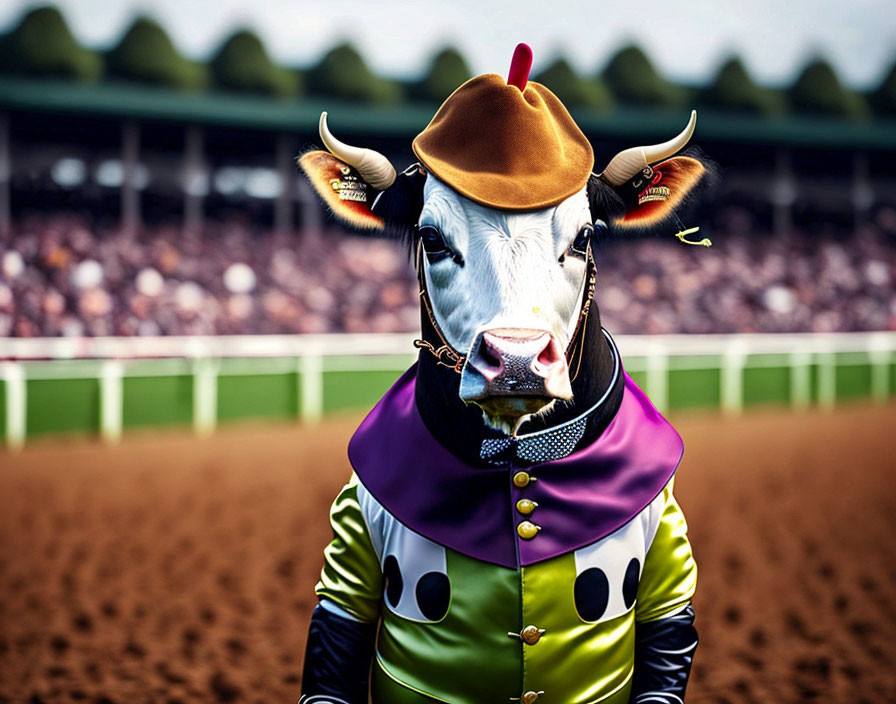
[412,73,594,211]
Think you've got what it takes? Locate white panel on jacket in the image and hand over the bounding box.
[357,482,450,623]
[572,486,667,623]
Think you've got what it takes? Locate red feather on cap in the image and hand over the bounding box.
[507,43,533,91]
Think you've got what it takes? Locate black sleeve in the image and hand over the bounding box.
[300,603,378,704]
[630,604,698,703]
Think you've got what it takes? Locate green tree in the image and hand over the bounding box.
[306,42,400,104]
[869,59,896,117]
[698,56,783,115]
[105,16,205,90]
[0,5,101,81]
[789,57,867,119]
[601,44,682,108]
[534,56,614,112]
[410,46,472,102]
[210,29,299,98]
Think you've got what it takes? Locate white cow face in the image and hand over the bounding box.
[418,176,594,432]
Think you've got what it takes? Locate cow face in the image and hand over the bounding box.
[418,176,592,431]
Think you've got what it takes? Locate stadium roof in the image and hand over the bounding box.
[2,77,895,151]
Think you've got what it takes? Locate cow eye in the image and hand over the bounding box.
[562,220,607,263]
[561,223,594,262]
[418,225,464,266]
[419,225,447,253]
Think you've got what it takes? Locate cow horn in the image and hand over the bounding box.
[318,112,397,190]
[600,110,697,186]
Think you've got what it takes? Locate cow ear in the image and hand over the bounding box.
[612,156,706,230]
[297,150,384,230]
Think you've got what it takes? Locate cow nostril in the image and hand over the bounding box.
[536,339,561,367]
[480,337,503,369]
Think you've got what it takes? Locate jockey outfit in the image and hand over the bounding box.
[302,333,698,704]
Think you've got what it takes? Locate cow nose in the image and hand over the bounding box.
[465,328,572,400]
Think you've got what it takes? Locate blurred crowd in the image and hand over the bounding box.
[598,206,896,334]
[1,207,895,338]
[0,214,419,337]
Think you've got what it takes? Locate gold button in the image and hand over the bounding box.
[513,471,531,487]
[520,625,545,644]
[521,691,544,704]
[517,521,540,540]
[516,499,537,515]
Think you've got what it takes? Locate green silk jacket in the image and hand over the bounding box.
[316,473,696,704]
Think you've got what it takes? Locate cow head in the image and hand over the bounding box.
[299,44,708,434]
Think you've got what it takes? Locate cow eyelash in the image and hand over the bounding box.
[418,225,465,266]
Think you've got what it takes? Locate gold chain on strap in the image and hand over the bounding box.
[414,241,467,374]
[413,338,466,373]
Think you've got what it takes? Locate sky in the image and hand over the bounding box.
[1,0,894,89]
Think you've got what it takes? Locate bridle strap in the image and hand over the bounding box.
[565,242,597,383]
[413,238,597,377]
[414,241,467,374]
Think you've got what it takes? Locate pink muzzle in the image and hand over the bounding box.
[460,327,573,402]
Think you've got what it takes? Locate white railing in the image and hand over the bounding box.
[0,333,418,361]
[1,331,894,450]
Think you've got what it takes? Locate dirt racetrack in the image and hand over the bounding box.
[1,402,895,704]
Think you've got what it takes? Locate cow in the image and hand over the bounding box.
[297,43,707,704]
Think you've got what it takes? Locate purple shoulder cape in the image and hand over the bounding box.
[347,365,683,568]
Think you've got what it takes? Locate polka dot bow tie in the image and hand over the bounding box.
[479,416,588,464]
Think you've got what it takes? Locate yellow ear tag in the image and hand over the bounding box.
[675,226,712,247]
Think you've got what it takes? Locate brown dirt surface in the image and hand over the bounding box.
[1,403,895,703]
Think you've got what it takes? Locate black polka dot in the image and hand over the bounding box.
[415,572,451,621]
[622,558,640,610]
[574,567,610,622]
[383,555,403,608]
